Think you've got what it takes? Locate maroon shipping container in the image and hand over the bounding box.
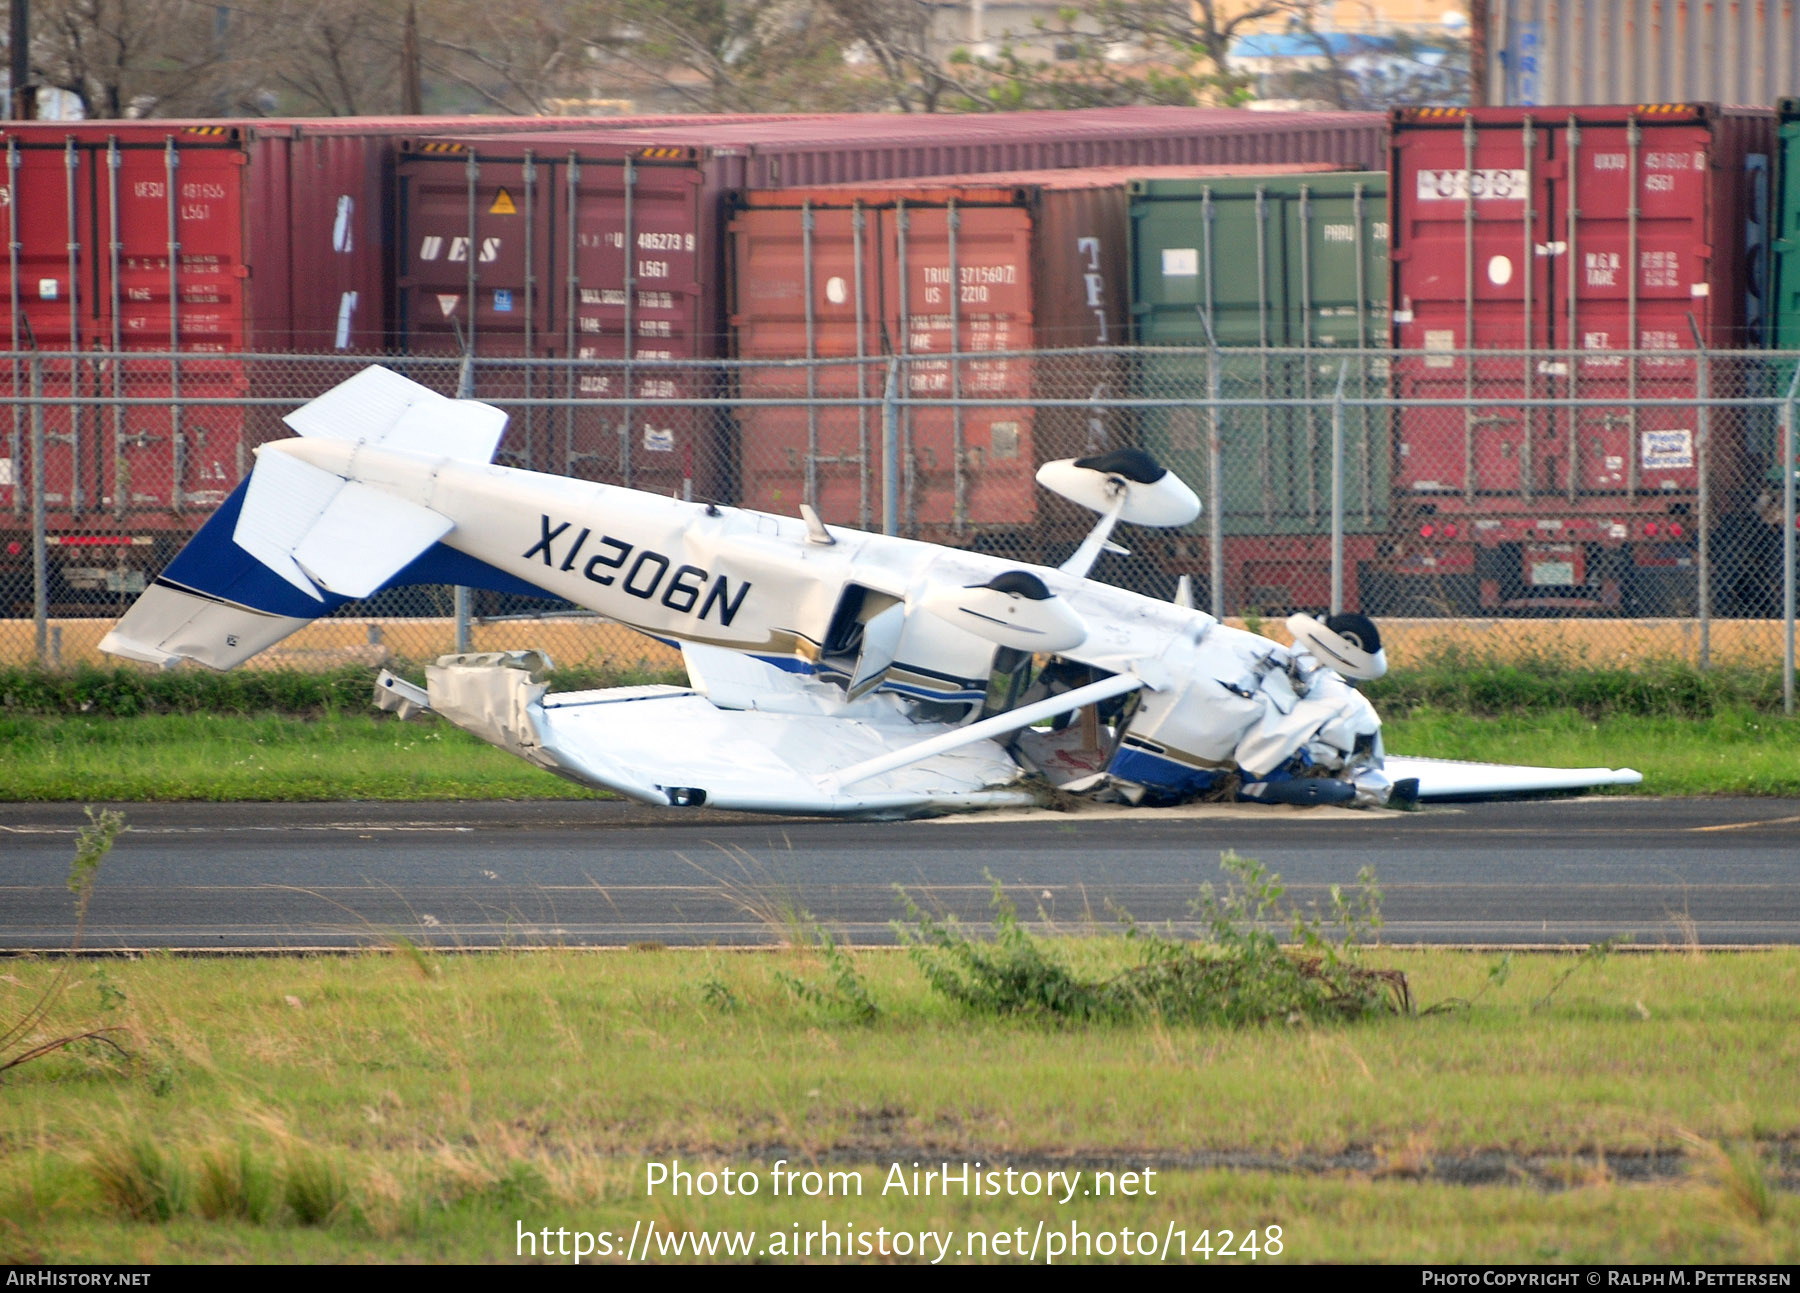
[730,165,1348,536]
[0,114,802,609]
[397,110,1386,502]
[1382,103,1776,615]
[0,120,334,555]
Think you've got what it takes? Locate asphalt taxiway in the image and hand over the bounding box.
[2,797,1795,951]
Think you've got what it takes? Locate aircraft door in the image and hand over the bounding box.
[819,584,906,700]
[846,603,906,699]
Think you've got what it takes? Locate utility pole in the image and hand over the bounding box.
[9,0,33,120]
[401,1,422,115]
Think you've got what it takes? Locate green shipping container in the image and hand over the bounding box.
[1129,172,1391,535]
[1772,99,1800,350]
[1758,100,1799,499]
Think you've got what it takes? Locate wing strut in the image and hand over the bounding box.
[1058,491,1129,579]
[819,671,1145,793]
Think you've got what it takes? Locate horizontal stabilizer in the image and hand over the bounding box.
[282,365,508,463]
[234,448,453,600]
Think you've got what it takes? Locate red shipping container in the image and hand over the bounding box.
[1386,103,1776,613]
[0,114,772,567]
[0,124,281,544]
[730,165,1348,536]
[399,110,1385,501]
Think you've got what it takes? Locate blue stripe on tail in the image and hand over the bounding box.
[162,479,553,617]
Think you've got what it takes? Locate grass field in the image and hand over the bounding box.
[2,945,1796,1263]
[4,706,1799,801]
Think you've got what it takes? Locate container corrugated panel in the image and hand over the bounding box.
[397,137,728,496]
[731,174,1099,531]
[1486,0,1800,107]
[405,110,1388,354]
[263,115,814,351]
[0,115,837,599]
[0,124,279,531]
[1389,104,1774,508]
[1771,98,1800,349]
[1130,169,1391,539]
[728,167,1328,535]
[399,111,1385,504]
[0,115,744,531]
[0,113,814,355]
[592,108,1387,188]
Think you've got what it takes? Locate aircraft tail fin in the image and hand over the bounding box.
[282,365,508,463]
[100,445,453,671]
[102,366,498,671]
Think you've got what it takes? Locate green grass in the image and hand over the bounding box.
[0,712,605,801]
[2,948,1796,1263]
[0,662,684,718]
[4,706,1798,800]
[1364,649,1791,719]
[6,655,1800,801]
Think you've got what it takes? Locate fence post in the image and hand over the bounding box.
[1330,360,1348,617]
[1691,326,1711,670]
[454,352,475,654]
[1195,312,1224,621]
[1208,342,1223,619]
[29,350,46,667]
[1784,363,1799,718]
[882,356,900,537]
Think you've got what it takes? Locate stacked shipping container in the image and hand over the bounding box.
[727,167,1351,537]
[1382,103,1776,615]
[394,110,1388,503]
[0,114,782,609]
[14,102,1800,624]
[1129,169,1391,610]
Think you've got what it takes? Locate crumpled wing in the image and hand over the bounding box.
[533,693,1035,815]
[1384,756,1642,801]
[423,659,1034,817]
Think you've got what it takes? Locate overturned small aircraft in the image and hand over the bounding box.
[101,367,1640,817]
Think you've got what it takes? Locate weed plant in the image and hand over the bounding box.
[284,1150,357,1229]
[10,650,1787,722]
[88,1137,191,1223]
[195,1143,281,1224]
[774,928,880,1024]
[0,807,128,1078]
[898,852,1411,1026]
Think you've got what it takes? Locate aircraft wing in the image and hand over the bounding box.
[416,653,1039,817]
[1384,756,1643,801]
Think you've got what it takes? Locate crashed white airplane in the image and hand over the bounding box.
[101,367,1640,817]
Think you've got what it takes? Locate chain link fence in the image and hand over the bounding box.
[2,346,1795,701]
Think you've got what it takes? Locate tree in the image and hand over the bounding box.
[30,0,233,117]
[944,1,1306,111]
[416,0,629,115]
[595,0,877,113]
[1265,12,1470,110]
[233,0,412,116]
[817,0,977,113]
